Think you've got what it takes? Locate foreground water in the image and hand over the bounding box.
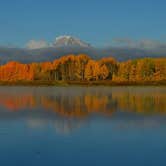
[0,86,166,166]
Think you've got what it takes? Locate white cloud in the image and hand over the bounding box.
[112,38,166,50]
[26,40,49,49]
[139,40,165,49]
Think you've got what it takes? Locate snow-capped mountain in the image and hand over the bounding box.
[53,36,91,48]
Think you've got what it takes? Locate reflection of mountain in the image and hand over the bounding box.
[26,116,88,135]
[0,87,165,134]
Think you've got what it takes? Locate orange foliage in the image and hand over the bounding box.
[0,61,34,81]
[0,55,165,82]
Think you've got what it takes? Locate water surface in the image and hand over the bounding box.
[0,86,166,166]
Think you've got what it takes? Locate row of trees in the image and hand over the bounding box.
[0,54,165,82]
[113,58,165,81]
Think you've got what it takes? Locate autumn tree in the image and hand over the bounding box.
[99,64,109,80]
[99,57,118,80]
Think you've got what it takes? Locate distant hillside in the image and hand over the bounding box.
[0,46,165,64]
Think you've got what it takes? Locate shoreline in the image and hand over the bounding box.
[0,80,165,86]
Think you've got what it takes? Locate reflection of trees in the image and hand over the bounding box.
[112,89,166,114]
[0,87,165,134]
[0,87,165,116]
[0,90,116,117]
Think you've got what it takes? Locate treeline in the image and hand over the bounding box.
[0,54,165,83]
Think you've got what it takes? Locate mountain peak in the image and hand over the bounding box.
[53,35,91,48]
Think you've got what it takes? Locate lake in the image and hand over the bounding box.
[0,86,166,166]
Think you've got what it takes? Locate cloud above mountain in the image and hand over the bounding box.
[26,40,49,49]
[113,38,166,50]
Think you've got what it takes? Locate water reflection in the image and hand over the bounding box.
[0,86,165,134]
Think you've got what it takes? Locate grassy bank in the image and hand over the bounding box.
[0,80,165,86]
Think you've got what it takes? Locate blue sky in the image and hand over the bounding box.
[0,0,166,47]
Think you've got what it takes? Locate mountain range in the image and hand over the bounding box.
[0,36,165,64]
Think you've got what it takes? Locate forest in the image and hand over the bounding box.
[0,54,165,84]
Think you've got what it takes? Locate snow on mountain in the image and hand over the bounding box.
[53,35,91,48]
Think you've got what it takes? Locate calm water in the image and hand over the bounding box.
[0,86,166,166]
